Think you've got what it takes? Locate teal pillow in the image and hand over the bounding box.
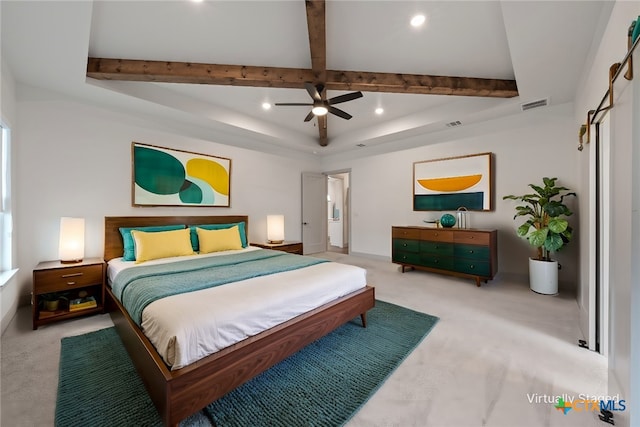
[119,225,185,261]
[189,222,247,251]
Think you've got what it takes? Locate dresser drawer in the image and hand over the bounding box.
[393,238,420,253]
[454,259,491,276]
[392,227,421,240]
[420,241,454,256]
[392,251,422,265]
[34,264,103,294]
[420,229,454,242]
[421,254,454,271]
[454,244,490,260]
[453,231,490,246]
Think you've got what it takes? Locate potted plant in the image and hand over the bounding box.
[503,177,576,294]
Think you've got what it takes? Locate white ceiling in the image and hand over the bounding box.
[1,1,611,158]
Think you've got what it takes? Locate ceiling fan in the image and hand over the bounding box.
[275,82,363,122]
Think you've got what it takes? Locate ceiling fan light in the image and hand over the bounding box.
[312,105,328,116]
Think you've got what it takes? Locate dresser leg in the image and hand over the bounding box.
[360,313,367,328]
[476,277,481,287]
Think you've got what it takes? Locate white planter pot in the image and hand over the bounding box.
[529,258,558,295]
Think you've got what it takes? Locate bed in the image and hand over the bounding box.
[103,215,375,426]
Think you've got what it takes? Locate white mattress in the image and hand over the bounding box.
[108,248,367,370]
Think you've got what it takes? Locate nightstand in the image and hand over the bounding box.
[251,241,303,255]
[32,257,105,330]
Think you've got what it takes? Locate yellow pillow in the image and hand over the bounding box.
[197,225,243,254]
[131,228,195,263]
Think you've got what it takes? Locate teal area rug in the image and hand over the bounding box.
[55,300,438,427]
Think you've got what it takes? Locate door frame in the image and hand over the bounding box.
[325,169,351,254]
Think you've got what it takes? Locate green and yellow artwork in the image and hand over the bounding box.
[132,142,231,207]
[413,152,493,211]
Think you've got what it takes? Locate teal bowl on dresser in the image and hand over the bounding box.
[440,213,456,228]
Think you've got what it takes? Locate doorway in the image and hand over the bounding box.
[326,172,350,254]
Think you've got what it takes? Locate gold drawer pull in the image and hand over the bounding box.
[469,265,475,269]
[62,272,83,278]
[67,281,77,286]
[469,250,475,254]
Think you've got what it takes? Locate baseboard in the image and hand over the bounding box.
[347,251,390,262]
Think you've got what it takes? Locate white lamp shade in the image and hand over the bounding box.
[58,217,85,262]
[267,215,285,244]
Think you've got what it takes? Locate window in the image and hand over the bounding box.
[0,123,12,273]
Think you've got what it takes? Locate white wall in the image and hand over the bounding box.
[573,2,640,425]
[12,84,320,303]
[321,102,580,291]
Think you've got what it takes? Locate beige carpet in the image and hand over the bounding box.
[1,252,607,426]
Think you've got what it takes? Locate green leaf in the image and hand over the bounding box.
[548,218,568,233]
[529,228,548,247]
[543,177,557,187]
[544,234,564,252]
[517,223,531,237]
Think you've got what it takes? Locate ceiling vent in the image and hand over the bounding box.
[445,120,462,128]
[521,98,549,111]
[356,143,366,147]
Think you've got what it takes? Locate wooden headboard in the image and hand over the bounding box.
[104,215,249,261]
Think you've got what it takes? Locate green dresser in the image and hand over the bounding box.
[391,226,498,287]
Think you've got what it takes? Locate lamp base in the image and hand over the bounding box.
[60,259,83,264]
[267,240,284,244]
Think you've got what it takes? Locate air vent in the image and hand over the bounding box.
[446,120,462,128]
[521,98,549,111]
[356,143,366,147]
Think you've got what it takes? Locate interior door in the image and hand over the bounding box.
[301,172,327,254]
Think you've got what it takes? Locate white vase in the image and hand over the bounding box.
[529,258,558,295]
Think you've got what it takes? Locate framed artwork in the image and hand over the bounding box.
[413,152,493,211]
[132,142,231,207]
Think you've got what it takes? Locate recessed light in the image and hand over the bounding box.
[410,14,426,27]
[192,0,204,3]
[375,107,384,115]
[262,102,271,110]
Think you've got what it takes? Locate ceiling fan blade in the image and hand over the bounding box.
[328,106,353,120]
[328,91,363,105]
[304,110,315,122]
[274,103,313,106]
[304,82,322,101]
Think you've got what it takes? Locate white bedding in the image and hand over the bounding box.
[108,248,367,370]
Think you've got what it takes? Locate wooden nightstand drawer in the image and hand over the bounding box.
[34,264,103,294]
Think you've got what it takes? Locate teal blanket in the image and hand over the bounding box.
[111,250,328,325]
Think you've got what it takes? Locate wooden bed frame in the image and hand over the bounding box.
[103,215,375,426]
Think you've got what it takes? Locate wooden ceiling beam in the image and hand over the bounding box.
[325,70,518,98]
[86,58,316,88]
[305,0,327,146]
[87,58,518,98]
[305,0,326,82]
